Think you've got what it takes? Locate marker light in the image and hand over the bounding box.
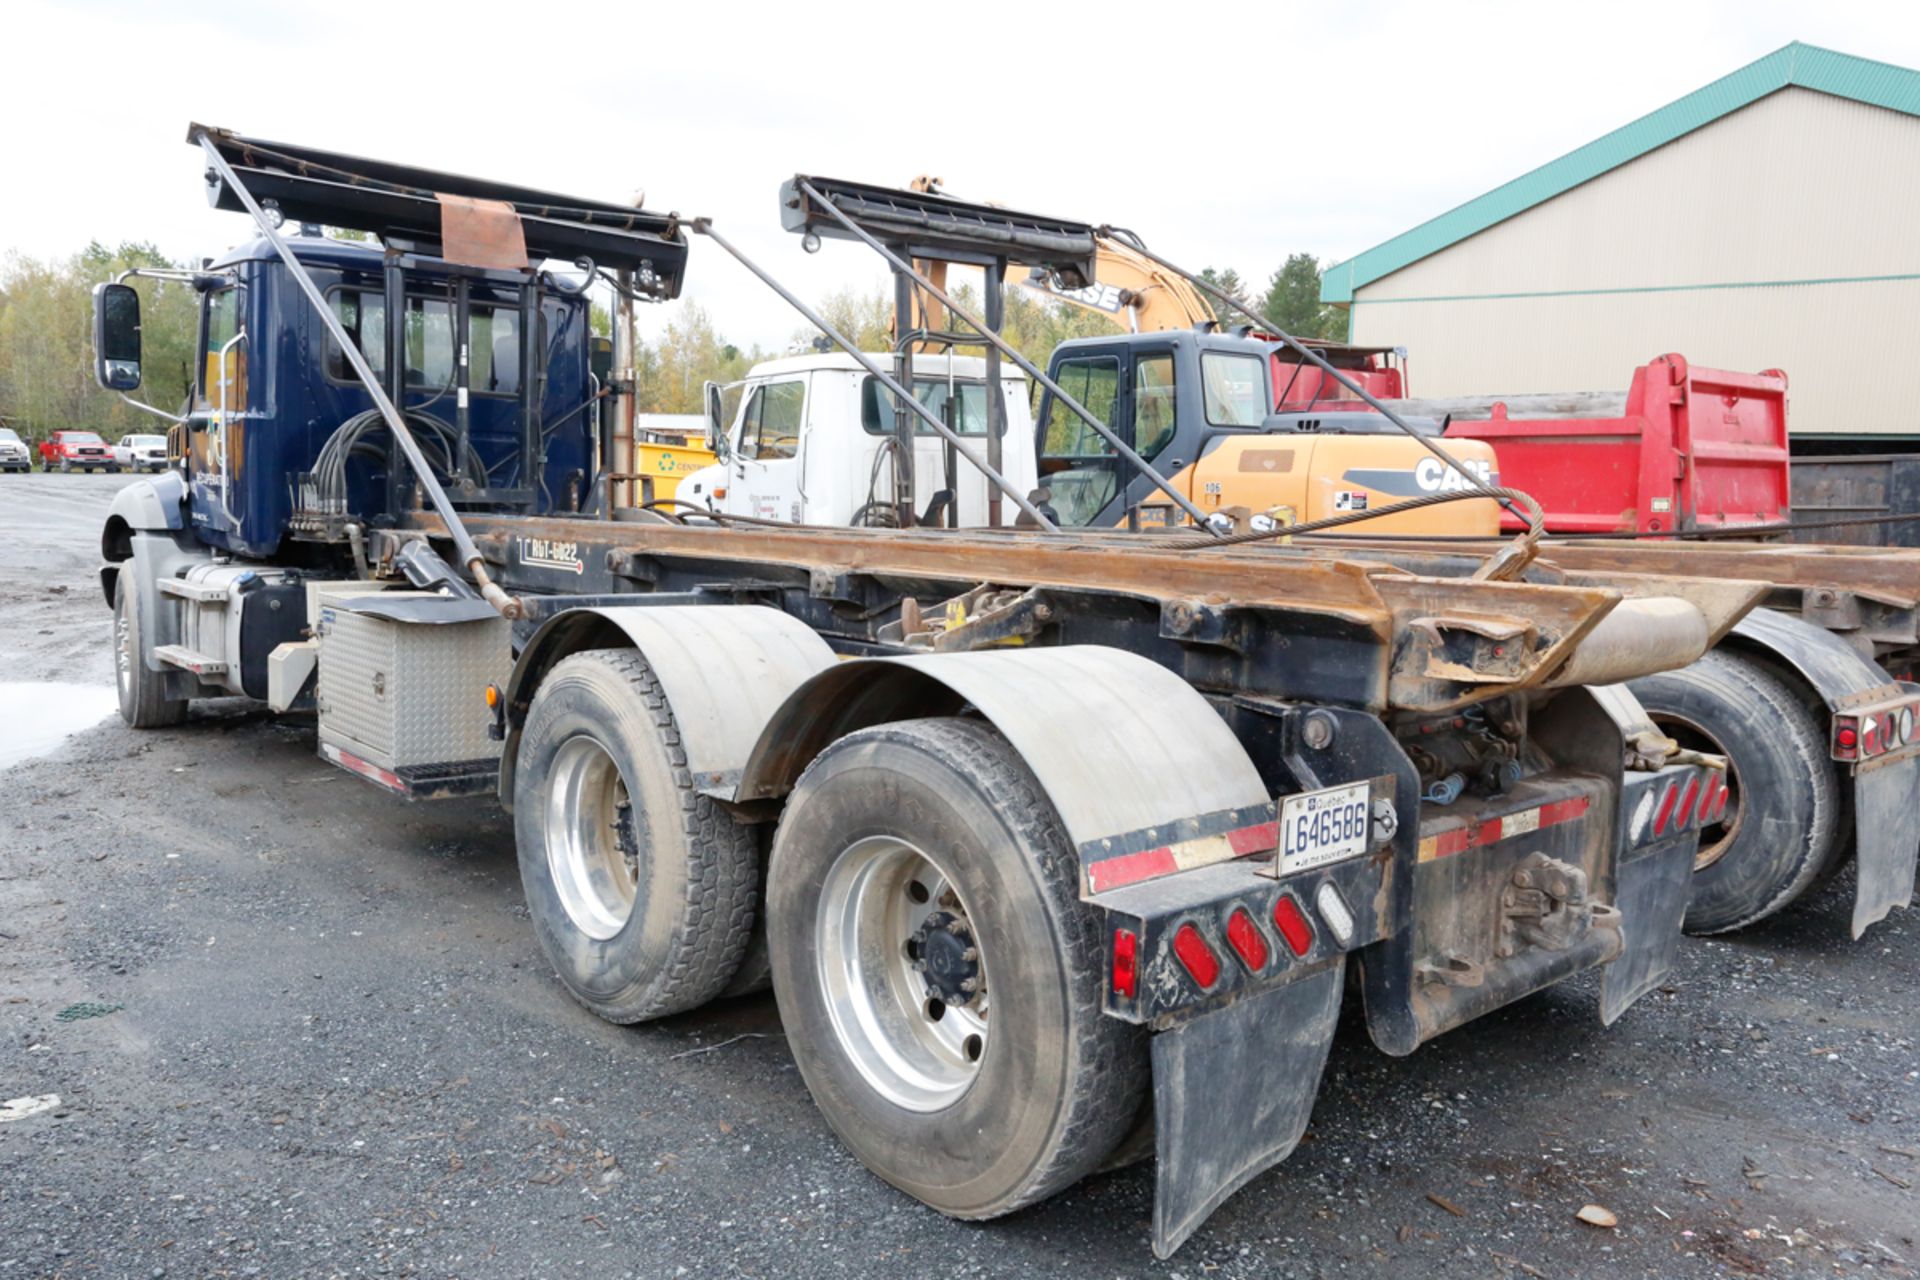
[1111,928,1139,999]
[1314,882,1356,946]
[1225,908,1269,973]
[1629,789,1656,843]
[1172,923,1221,988]
[1272,894,1314,957]
[1675,775,1701,828]
[1652,781,1679,836]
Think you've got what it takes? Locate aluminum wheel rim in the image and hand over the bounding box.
[545,734,638,940]
[114,595,133,701]
[816,836,990,1113]
[1651,712,1743,871]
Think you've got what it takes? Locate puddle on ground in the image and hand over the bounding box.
[0,683,119,770]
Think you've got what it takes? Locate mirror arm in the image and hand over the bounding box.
[119,395,186,425]
[113,266,204,286]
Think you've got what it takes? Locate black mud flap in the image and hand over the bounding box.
[1151,960,1343,1259]
[1599,834,1694,1026]
[1851,755,1920,938]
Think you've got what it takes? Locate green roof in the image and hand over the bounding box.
[1320,42,1920,304]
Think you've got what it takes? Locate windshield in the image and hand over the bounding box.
[66,432,106,445]
[0,428,19,444]
[123,435,164,447]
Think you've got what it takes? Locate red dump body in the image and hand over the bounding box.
[1439,355,1791,534]
[1274,355,1413,410]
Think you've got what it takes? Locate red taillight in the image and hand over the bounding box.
[1112,928,1139,999]
[1272,894,1314,957]
[1652,780,1680,836]
[1225,908,1269,972]
[1696,775,1721,824]
[1675,775,1701,828]
[1836,719,1859,758]
[1711,780,1731,822]
[1863,717,1882,756]
[1171,923,1220,988]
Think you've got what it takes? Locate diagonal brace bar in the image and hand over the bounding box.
[690,217,1056,531]
[1101,226,1543,580]
[194,128,521,616]
[796,179,1214,533]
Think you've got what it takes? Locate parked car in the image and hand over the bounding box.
[113,433,169,473]
[0,427,29,473]
[40,430,118,473]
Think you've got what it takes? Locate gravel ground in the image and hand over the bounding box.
[1,472,1916,1279]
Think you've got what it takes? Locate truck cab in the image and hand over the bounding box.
[1036,329,1501,534]
[681,352,1035,527]
[168,231,597,562]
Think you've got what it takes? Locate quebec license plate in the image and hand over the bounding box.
[1278,781,1372,875]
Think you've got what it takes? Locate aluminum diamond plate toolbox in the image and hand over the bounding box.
[315,590,509,773]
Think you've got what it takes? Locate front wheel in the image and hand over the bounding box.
[1629,650,1840,933]
[114,569,187,728]
[767,717,1146,1220]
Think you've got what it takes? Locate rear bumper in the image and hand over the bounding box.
[1098,756,1705,1258]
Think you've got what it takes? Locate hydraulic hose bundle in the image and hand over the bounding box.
[310,408,487,512]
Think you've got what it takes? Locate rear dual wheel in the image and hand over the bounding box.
[514,650,758,1022]
[767,718,1146,1219]
[1629,650,1840,933]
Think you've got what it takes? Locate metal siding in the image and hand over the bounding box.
[1323,42,1920,301]
[1351,278,1920,435]
[1360,90,1920,301]
[1349,89,1920,436]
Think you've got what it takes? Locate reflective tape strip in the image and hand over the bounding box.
[1085,817,1280,894]
[321,742,406,794]
[1417,795,1590,863]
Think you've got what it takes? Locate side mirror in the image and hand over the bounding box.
[702,380,730,462]
[92,283,142,392]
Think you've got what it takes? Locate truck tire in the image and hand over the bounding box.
[513,649,758,1023]
[114,569,187,728]
[766,717,1146,1219]
[717,825,775,998]
[1629,649,1839,933]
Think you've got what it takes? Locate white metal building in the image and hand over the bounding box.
[1320,43,1920,439]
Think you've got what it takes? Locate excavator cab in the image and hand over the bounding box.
[1036,330,1503,534]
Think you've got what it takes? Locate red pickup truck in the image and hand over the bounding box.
[39,430,120,473]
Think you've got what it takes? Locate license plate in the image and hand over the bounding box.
[1279,782,1373,875]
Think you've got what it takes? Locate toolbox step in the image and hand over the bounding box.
[157,577,231,603]
[152,644,229,676]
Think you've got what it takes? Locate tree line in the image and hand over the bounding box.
[0,243,1345,439]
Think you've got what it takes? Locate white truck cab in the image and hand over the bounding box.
[680,352,1036,527]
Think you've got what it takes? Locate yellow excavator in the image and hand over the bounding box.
[896,177,1499,534]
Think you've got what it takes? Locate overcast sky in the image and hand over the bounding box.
[5,0,1918,351]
